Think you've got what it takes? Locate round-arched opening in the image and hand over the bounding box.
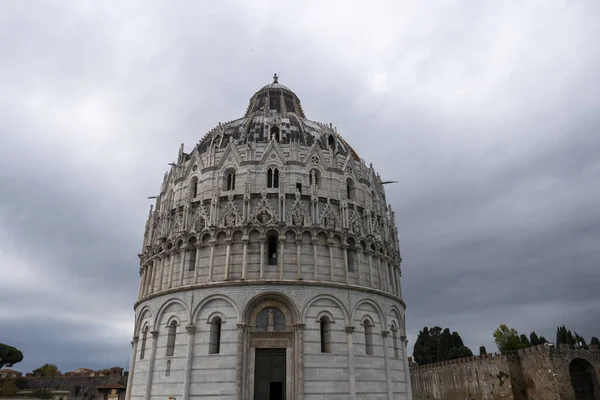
[569,358,599,399]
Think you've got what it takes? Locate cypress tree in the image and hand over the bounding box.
[437,328,452,361]
[479,346,487,355]
[530,331,540,346]
[591,337,599,345]
[520,334,531,347]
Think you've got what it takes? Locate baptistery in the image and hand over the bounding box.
[125,75,412,400]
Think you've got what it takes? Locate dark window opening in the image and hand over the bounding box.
[267,168,279,188]
[166,321,177,356]
[226,171,236,191]
[270,126,280,142]
[188,250,196,271]
[347,249,354,272]
[140,329,148,360]
[209,317,222,354]
[268,236,278,265]
[296,182,302,194]
[320,317,332,353]
[328,135,335,150]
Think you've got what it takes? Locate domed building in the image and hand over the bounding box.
[125,75,412,400]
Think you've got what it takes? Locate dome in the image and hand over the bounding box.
[127,76,410,400]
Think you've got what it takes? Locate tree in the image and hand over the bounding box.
[413,326,473,365]
[33,364,59,377]
[479,346,487,355]
[0,343,23,369]
[538,336,548,344]
[591,337,599,345]
[494,324,523,353]
[519,334,531,347]
[530,331,540,346]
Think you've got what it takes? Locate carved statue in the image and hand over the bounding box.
[268,309,274,328]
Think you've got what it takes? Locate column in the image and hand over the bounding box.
[356,250,362,286]
[312,239,319,280]
[376,254,382,290]
[182,325,196,400]
[178,246,188,287]
[241,239,248,280]
[381,331,393,400]
[138,267,146,299]
[390,264,397,296]
[396,269,403,299]
[402,337,413,399]
[342,244,349,284]
[346,326,357,400]
[224,239,232,280]
[167,251,175,289]
[157,255,165,291]
[328,241,334,281]
[296,239,302,279]
[125,336,139,400]
[279,238,285,280]
[367,250,374,288]
[144,331,159,400]
[259,238,265,278]
[193,245,201,284]
[295,324,305,400]
[208,240,216,281]
[147,263,156,295]
[235,324,246,400]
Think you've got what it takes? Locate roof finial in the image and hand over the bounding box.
[273,73,279,83]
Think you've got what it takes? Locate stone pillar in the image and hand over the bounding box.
[148,263,156,295]
[396,269,403,299]
[312,239,319,280]
[402,337,413,399]
[208,240,216,281]
[235,324,246,400]
[356,250,362,286]
[182,325,196,400]
[279,238,285,280]
[178,246,188,287]
[259,238,265,278]
[193,245,201,284]
[157,255,165,291]
[296,239,302,279]
[224,238,232,280]
[295,324,305,400]
[367,250,374,288]
[125,336,138,400]
[138,267,146,299]
[167,251,176,289]
[377,254,383,290]
[390,264,397,296]
[381,331,393,400]
[346,326,357,400]
[342,244,349,284]
[328,241,335,281]
[144,331,159,400]
[241,238,248,280]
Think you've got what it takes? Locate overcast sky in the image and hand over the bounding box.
[1,0,599,373]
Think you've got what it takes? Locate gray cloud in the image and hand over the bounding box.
[0,0,599,373]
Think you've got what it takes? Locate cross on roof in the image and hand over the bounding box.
[273,73,279,83]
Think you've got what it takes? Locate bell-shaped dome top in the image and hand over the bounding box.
[244,74,306,118]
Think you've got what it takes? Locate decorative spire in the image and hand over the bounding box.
[273,73,279,83]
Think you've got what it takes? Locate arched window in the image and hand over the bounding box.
[209,317,222,354]
[226,170,236,191]
[267,234,278,265]
[346,178,355,200]
[166,320,177,356]
[188,249,196,271]
[320,316,332,353]
[267,167,279,188]
[391,325,399,358]
[270,126,280,142]
[140,327,148,360]
[190,177,198,199]
[165,360,171,377]
[328,135,335,150]
[347,239,355,272]
[363,319,374,355]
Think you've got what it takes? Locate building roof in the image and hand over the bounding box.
[96,384,126,390]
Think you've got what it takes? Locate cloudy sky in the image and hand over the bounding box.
[1,0,599,372]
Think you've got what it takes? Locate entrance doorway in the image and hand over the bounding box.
[569,358,599,400]
[254,348,286,400]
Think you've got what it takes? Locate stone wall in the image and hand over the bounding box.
[411,354,515,400]
[410,344,600,400]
